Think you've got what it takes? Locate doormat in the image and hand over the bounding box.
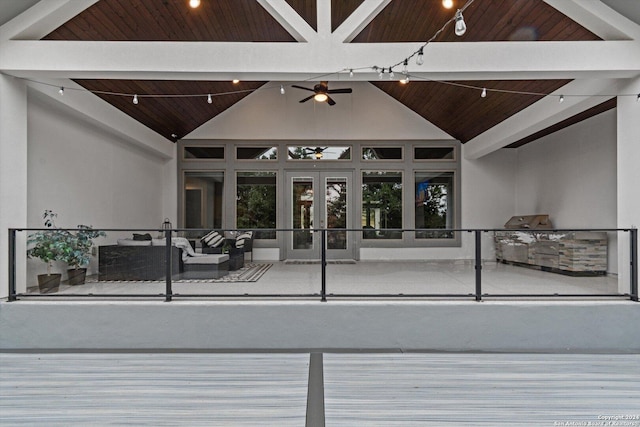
[87,263,273,284]
[284,260,357,264]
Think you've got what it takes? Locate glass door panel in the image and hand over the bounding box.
[286,171,354,260]
[326,177,347,250]
[292,178,314,250]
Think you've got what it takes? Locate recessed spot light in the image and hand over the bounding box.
[189,0,201,9]
[442,0,454,9]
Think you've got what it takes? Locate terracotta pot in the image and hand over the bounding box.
[37,274,61,293]
[67,268,87,286]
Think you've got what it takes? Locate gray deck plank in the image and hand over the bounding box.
[1,353,639,426]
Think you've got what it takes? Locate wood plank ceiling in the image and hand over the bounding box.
[42,0,602,143]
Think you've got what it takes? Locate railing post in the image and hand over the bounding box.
[631,228,638,302]
[474,230,482,301]
[8,228,17,302]
[165,229,173,302]
[321,229,327,302]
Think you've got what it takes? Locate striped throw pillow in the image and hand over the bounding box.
[201,230,224,248]
[235,231,253,248]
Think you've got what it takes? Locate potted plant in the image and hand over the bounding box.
[61,225,106,285]
[27,210,106,290]
[27,210,67,293]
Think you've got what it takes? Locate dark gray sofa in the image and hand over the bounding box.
[98,245,183,281]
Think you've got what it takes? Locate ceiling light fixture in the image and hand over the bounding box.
[400,77,409,85]
[207,94,212,104]
[636,94,640,102]
[389,68,394,79]
[314,93,328,103]
[442,0,454,9]
[349,69,354,78]
[379,68,384,79]
[454,10,467,36]
[481,88,487,98]
[189,0,201,9]
[402,59,408,75]
[58,87,64,96]
[232,79,240,84]
[280,85,285,95]
[133,94,138,104]
[559,95,564,103]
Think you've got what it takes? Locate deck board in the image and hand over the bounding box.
[1,353,639,426]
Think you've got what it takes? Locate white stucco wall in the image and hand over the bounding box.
[514,110,617,228]
[25,94,172,281]
[187,81,453,140]
[513,109,618,273]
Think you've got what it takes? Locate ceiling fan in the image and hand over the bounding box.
[292,81,353,106]
[303,147,328,159]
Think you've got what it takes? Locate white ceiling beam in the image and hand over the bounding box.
[316,0,331,37]
[544,0,640,41]
[1,40,639,81]
[256,0,317,42]
[0,0,98,41]
[463,78,624,160]
[26,78,174,159]
[333,0,391,43]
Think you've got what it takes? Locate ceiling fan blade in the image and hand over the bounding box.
[292,85,314,92]
[299,95,314,103]
[326,96,336,106]
[327,88,352,94]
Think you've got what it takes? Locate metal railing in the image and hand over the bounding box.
[7,227,638,302]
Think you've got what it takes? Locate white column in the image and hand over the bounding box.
[0,74,28,298]
[617,76,640,295]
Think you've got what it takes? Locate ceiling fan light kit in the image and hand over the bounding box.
[292,81,353,106]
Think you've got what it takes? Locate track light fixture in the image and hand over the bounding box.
[133,94,138,104]
[454,10,466,36]
[207,94,212,104]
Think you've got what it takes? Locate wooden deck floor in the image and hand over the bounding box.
[1,353,639,426]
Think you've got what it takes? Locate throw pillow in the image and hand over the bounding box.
[201,230,224,248]
[133,233,152,241]
[235,231,253,248]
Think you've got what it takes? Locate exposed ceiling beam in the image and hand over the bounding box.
[332,0,391,43]
[544,0,640,40]
[1,40,639,81]
[0,0,98,41]
[463,78,625,159]
[256,0,317,42]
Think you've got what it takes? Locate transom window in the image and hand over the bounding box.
[287,146,351,160]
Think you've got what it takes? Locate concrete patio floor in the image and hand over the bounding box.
[22,260,623,300]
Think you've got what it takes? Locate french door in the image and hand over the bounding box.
[285,171,354,260]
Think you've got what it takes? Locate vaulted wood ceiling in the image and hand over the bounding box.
[41,0,604,143]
